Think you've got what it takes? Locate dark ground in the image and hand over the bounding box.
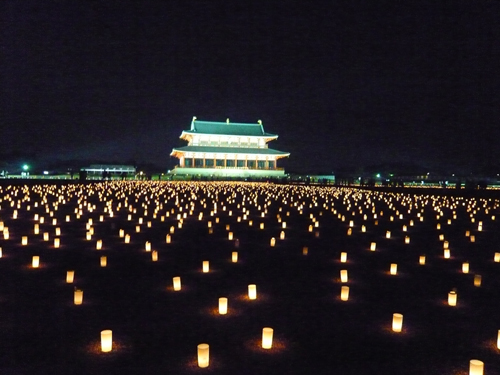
[0,181,499,375]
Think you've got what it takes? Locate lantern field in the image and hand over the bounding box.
[0,181,497,374]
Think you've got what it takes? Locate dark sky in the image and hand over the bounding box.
[2,1,500,173]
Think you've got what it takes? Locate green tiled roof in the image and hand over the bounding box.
[186,120,277,137]
[172,146,290,156]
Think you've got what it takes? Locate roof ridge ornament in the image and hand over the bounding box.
[258,119,262,125]
[226,118,230,124]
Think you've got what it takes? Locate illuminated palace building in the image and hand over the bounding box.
[170,118,290,178]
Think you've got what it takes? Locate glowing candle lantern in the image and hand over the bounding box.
[341,286,349,301]
[54,238,60,248]
[474,275,482,287]
[444,249,450,259]
[66,215,70,222]
[497,329,500,349]
[135,225,141,233]
[202,261,209,273]
[173,276,181,291]
[119,229,125,238]
[469,360,484,375]
[402,225,407,232]
[340,252,347,263]
[349,220,354,227]
[32,255,40,268]
[465,230,470,237]
[55,227,61,236]
[347,228,352,236]
[494,252,500,262]
[392,313,403,332]
[302,246,308,255]
[22,236,28,246]
[361,225,366,232]
[43,232,49,241]
[232,251,238,263]
[66,270,74,283]
[262,327,274,349]
[462,262,469,273]
[0,247,2,258]
[260,223,265,230]
[34,223,39,234]
[248,284,257,299]
[405,236,410,244]
[100,256,107,267]
[308,225,313,232]
[74,289,83,305]
[219,297,228,314]
[340,270,348,283]
[448,290,457,306]
[437,223,441,230]
[166,234,171,243]
[282,222,286,229]
[443,241,449,249]
[270,237,276,247]
[280,231,285,240]
[101,330,112,352]
[145,241,151,251]
[470,235,475,243]
[96,240,102,250]
[197,343,209,368]
[228,232,233,240]
[152,250,158,261]
[125,234,130,243]
[390,263,398,275]
[370,242,376,251]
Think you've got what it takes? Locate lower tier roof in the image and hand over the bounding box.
[171,146,290,157]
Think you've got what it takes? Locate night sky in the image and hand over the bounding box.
[2,1,500,174]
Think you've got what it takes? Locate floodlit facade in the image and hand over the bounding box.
[170,118,290,178]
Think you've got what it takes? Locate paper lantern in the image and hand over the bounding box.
[361,225,366,232]
[494,252,500,262]
[74,289,83,305]
[43,232,49,241]
[404,236,410,244]
[173,276,181,291]
[302,246,308,255]
[145,241,151,251]
[125,234,130,243]
[219,297,228,314]
[448,291,457,306]
[66,270,74,283]
[197,343,209,368]
[228,232,233,240]
[390,263,398,275]
[340,252,347,263]
[96,240,102,250]
[86,232,92,241]
[282,222,286,229]
[22,236,28,246]
[470,235,475,243]
[260,223,265,229]
[34,223,39,234]
[444,249,450,259]
[469,360,484,375]
[462,262,469,273]
[136,225,141,233]
[340,270,348,283]
[248,284,257,300]
[341,286,349,301]
[497,329,500,349]
[203,261,209,273]
[386,231,391,238]
[0,247,2,258]
[347,228,352,236]
[231,251,238,263]
[370,242,376,251]
[262,327,274,349]
[443,241,449,249]
[100,256,107,267]
[270,237,276,247]
[101,330,112,352]
[437,223,441,230]
[474,275,482,287]
[280,231,285,240]
[119,229,125,237]
[392,313,403,332]
[55,227,61,236]
[166,234,171,243]
[152,250,158,261]
[32,255,40,268]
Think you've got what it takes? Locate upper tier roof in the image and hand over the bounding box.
[185,120,277,137]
